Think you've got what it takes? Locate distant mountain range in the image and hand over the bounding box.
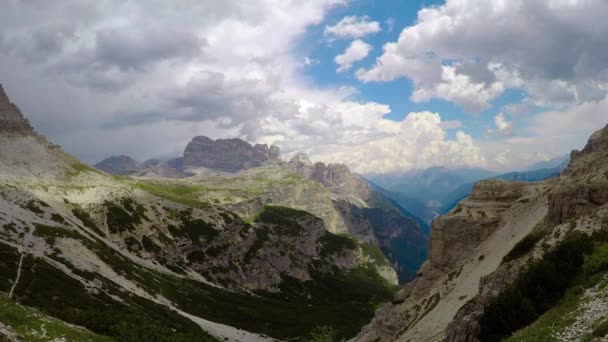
[365,155,570,225]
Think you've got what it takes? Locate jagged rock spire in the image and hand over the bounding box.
[0,84,34,132]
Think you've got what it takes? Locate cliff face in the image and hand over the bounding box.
[0,84,34,132]
[429,180,528,269]
[356,179,548,342]
[0,86,398,341]
[358,123,608,342]
[287,153,371,205]
[548,125,608,227]
[287,153,429,282]
[184,136,282,172]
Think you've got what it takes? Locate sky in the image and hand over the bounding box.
[1,0,608,174]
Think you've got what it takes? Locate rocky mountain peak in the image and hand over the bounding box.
[183,136,283,173]
[0,84,34,133]
[290,152,313,166]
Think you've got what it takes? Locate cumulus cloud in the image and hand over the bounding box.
[488,113,514,136]
[276,111,486,174]
[335,40,372,73]
[357,0,608,111]
[0,0,488,173]
[324,15,381,39]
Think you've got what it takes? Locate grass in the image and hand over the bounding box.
[0,241,216,342]
[135,181,210,208]
[0,294,111,342]
[361,242,393,268]
[591,318,608,338]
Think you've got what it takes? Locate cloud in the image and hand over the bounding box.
[324,16,381,39]
[3,0,595,174]
[357,0,608,111]
[335,40,372,73]
[275,111,486,174]
[303,57,319,65]
[0,0,486,173]
[488,113,514,136]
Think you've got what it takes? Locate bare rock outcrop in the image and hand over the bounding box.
[0,84,34,132]
[287,153,371,204]
[430,180,528,269]
[184,136,282,173]
[356,179,544,342]
[548,124,608,226]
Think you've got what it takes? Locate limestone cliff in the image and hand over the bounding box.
[0,84,33,132]
[184,136,282,173]
[358,123,608,342]
[287,153,371,206]
[356,179,548,341]
[287,153,429,282]
[0,84,398,341]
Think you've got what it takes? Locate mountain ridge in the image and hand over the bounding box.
[0,85,399,341]
[356,123,608,341]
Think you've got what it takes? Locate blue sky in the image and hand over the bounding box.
[1,0,608,173]
[298,0,528,140]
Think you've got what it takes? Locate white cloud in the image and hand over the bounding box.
[0,0,488,174]
[488,113,514,136]
[335,40,372,73]
[324,16,381,39]
[303,57,319,66]
[277,111,485,174]
[357,0,608,111]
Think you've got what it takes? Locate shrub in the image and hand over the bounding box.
[503,221,547,263]
[479,231,593,341]
[593,319,608,338]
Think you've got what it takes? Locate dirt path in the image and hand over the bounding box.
[8,250,24,299]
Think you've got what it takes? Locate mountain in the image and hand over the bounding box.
[97,144,430,283]
[368,162,569,225]
[184,136,282,173]
[357,123,608,341]
[525,154,570,171]
[286,153,429,282]
[95,155,144,175]
[366,167,497,224]
[0,85,399,342]
[0,85,34,132]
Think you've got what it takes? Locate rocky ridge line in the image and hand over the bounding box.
[0,84,34,132]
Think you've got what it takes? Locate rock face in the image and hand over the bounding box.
[287,153,371,204]
[287,153,429,282]
[356,178,546,342]
[429,180,528,269]
[548,124,608,226]
[0,84,34,132]
[184,136,282,172]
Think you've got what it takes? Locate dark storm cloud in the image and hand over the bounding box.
[94,27,206,71]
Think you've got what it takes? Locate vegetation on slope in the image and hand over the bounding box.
[0,294,111,342]
[502,218,548,263]
[480,228,608,341]
[0,241,215,342]
[1,201,397,341]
